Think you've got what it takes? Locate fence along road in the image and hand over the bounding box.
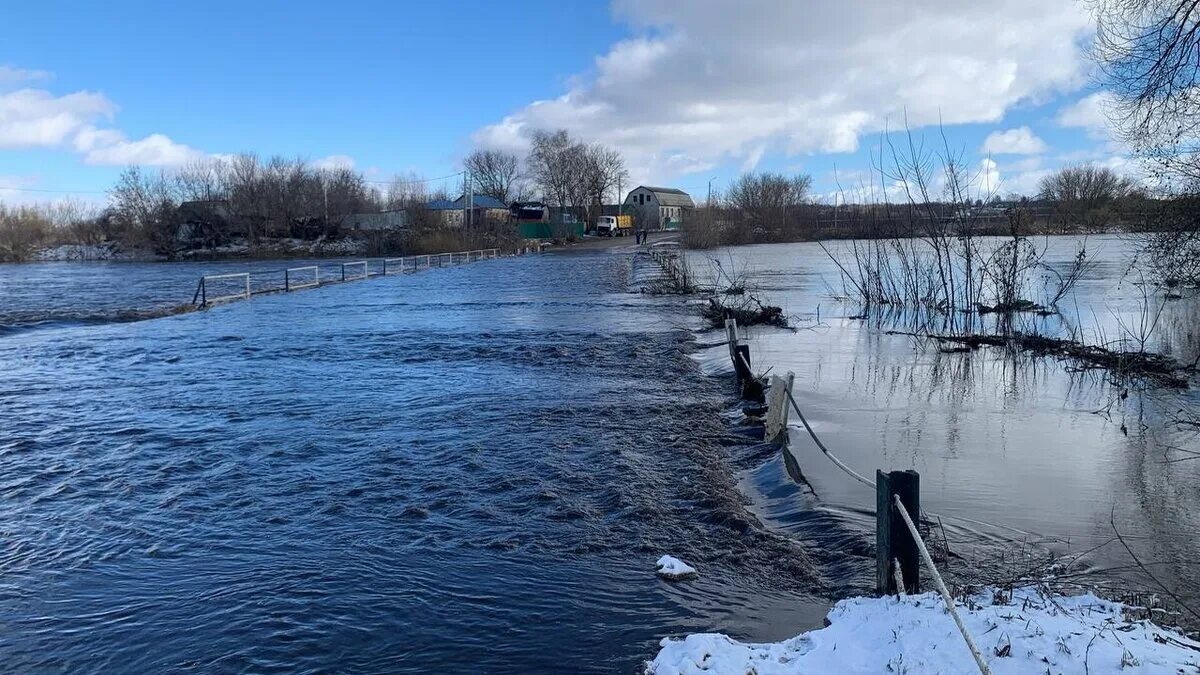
[726,314,993,674]
[191,247,531,307]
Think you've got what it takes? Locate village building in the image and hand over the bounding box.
[427,195,509,227]
[623,186,695,230]
[342,209,408,231]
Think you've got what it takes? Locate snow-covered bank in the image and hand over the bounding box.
[646,586,1199,674]
[28,237,369,263]
[34,243,145,261]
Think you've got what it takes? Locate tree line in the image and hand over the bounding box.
[681,162,1150,249]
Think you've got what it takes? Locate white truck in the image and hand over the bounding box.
[595,214,633,237]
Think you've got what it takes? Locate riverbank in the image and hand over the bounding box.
[21,230,672,264]
[648,585,1200,674]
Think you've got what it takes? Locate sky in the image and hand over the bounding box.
[0,0,1129,205]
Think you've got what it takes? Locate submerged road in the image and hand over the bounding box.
[0,248,835,673]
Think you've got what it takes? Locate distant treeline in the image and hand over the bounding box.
[683,164,1159,248]
[0,155,515,262]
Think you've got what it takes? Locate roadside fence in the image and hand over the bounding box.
[191,247,525,308]
[724,316,993,675]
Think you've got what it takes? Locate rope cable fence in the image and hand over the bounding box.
[720,315,1058,674]
[894,494,993,675]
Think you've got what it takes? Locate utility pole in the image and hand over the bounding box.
[465,170,473,229]
[323,181,329,224]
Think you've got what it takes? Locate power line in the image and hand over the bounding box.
[365,171,465,186]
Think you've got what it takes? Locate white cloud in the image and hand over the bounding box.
[981,126,1047,155]
[474,0,1093,186]
[977,158,1001,194]
[1057,91,1116,138]
[313,154,356,171]
[0,66,204,167]
[77,130,203,166]
[741,144,766,172]
[0,89,115,148]
[0,65,51,89]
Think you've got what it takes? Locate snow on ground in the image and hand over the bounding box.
[35,243,142,261]
[655,556,698,580]
[646,586,1200,674]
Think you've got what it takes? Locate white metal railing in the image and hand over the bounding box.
[195,272,251,305]
[285,265,319,291]
[340,260,368,281]
[192,247,514,307]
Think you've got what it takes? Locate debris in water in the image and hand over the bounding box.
[655,555,697,580]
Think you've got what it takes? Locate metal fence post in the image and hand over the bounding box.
[877,469,920,595]
[285,269,290,292]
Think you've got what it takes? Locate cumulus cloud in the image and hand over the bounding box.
[75,130,203,166]
[981,126,1047,155]
[0,89,114,148]
[475,0,1093,185]
[1057,91,1116,138]
[0,66,204,167]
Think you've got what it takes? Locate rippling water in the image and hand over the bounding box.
[0,251,831,673]
[9,237,1198,671]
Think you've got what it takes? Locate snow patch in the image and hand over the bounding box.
[34,243,142,261]
[646,586,1200,674]
[655,555,697,580]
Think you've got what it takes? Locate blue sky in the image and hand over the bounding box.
[0,0,1126,204]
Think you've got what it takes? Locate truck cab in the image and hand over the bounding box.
[595,214,631,237]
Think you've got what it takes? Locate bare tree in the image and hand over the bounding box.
[1092,0,1200,284]
[528,129,578,209]
[464,149,521,204]
[579,144,629,223]
[109,166,182,257]
[726,172,813,234]
[1093,0,1200,183]
[1037,164,1139,231]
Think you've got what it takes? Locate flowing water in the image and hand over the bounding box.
[3,237,1200,672]
[0,252,827,673]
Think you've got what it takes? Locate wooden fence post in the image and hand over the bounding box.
[876,469,920,595]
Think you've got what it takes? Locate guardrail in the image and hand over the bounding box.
[285,266,319,291]
[192,273,250,306]
[191,247,507,307]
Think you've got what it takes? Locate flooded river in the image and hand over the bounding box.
[2,237,1199,671]
[0,252,825,673]
[687,235,1200,608]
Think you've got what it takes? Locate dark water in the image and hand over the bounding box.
[9,236,1200,671]
[687,235,1200,609]
[0,257,411,334]
[0,252,829,673]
